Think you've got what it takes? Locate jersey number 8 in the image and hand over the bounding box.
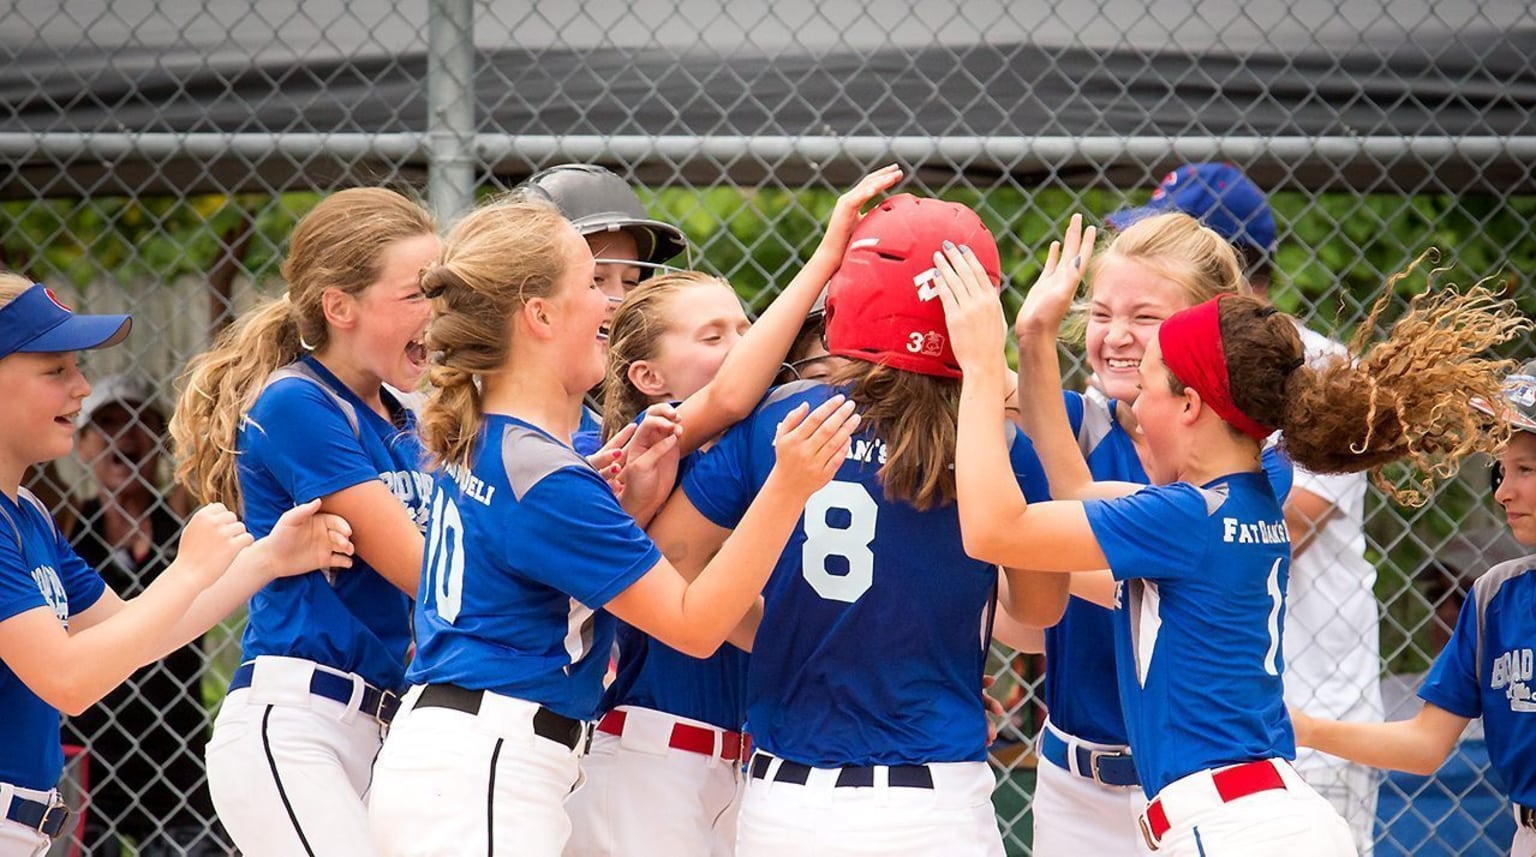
[801,481,878,603]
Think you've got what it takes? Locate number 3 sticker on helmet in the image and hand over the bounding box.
[801,481,878,603]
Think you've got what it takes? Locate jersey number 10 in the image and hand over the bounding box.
[424,488,465,624]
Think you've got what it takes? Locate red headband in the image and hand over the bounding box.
[1157,295,1275,442]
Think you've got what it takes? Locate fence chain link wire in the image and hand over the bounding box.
[2,1,1534,854]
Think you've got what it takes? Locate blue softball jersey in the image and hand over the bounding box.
[1419,555,1536,805]
[407,415,661,721]
[0,491,106,789]
[681,381,1052,767]
[1046,391,1293,747]
[576,415,750,732]
[601,449,748,731]
[1083,470,1296,798]
[236,356,430,692]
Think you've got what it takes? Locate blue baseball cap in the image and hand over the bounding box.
[1106,163,1277,255]
[0,283,131,360]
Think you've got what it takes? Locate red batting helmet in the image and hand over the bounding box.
[824,194,1001,379]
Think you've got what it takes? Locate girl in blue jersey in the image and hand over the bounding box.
[1291,360,1536,857]
[365,197,861,857]
[936,232,1526,857]
[565,167,901,857]
[518,164,692,436]
[647,194,1056,857]
[170,188,441,857]
[994,212,1291,856]
[0,273,353,857]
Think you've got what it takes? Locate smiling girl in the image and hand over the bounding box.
[171,188,440,856]
[1003,212,1290,857]
[0,273,352,857]
[365,197,859,857]
[936,232,1527,856]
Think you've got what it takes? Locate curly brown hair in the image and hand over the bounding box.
[1209,257,1530,505]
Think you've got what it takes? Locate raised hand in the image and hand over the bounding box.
[174,503,255,588]
[1015,213,1096,339]
[768,395,861,498]
[813,164,905,263]
[261,499,356,580]
[932,240,1008,377]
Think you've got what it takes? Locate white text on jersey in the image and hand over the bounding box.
[441,463,497,507]
[1221,517,1289,545]
[844,436,888,465]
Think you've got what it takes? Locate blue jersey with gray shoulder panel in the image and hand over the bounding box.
[0,490,107,790]
[1084,471,1296,798]
[1419,554,1536,805]
[407,415,660,721]
[681,381,1052,767]
[235,356,430,692]
[1046,391,1293,746]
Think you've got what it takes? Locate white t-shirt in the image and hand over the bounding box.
[1281,324,1384,731]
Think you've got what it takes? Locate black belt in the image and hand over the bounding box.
[749,753,935,789]
[230,662,401,725]
[4,793,69,839]
[1520,804,1536,831]
[414,684,591,753]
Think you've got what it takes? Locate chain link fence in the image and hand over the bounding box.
[4,0,1535,853]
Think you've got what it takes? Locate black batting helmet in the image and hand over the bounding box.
[520,165,688,268]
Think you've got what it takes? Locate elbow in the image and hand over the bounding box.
[1012,598,1067,630]
[58,696,95,718]
[669,632,722,660]
[1000,580,1067,628]
[959,521,1008,567]
[44,680,101,717]
[1403,751,1449,777]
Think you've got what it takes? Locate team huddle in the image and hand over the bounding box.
[2,162,1535,857]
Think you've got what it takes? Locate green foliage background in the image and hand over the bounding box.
[5,184,1533,676]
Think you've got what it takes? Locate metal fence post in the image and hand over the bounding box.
[428,0,476,223]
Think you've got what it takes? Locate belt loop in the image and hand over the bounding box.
[712,729,723,765]
[0,782,13,823]
[341,672,365,725]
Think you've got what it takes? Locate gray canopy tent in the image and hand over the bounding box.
[2,0,1533,203]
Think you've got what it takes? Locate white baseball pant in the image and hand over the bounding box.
[1032,749,1152,856]
[1142,759,1358,857]
[734,754,1004,857]
[563,707,744,857]
[369,686,586,857]
[0,784,56,857]
[204,656,387,857]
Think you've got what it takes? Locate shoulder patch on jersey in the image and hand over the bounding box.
[1076,395,1115,457]
[1194,482,1230,515]
[762,379,826,409]
[499,422,589,502]
[1472,553,1536,687]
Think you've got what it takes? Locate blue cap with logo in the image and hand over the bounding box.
[1106,163,1277,255]
[0,283,132,360]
